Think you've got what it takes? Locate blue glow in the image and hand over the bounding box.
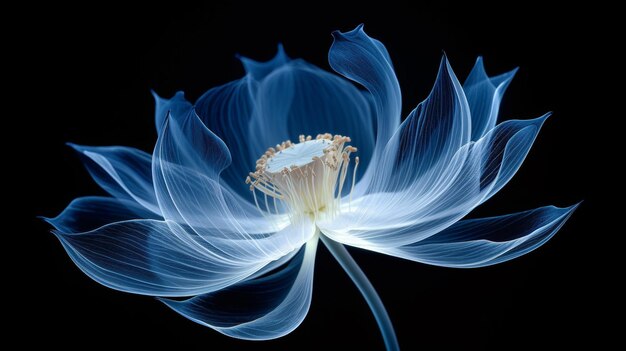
[46,24,577,346]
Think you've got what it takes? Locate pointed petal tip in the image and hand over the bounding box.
[66,142,85,153]
[493,66,520,87]
[151,89,166,101]
[567,201,583,212]
[515,112,551,128]
[151,90,185,100]
[276,42,285,54]
[37,215,54,226]
[441,52,452,66]
[238,43,291,80]
[546,202,581,217]
[537,111,552,124]
[552,202,581,224]
[436,53,455,79]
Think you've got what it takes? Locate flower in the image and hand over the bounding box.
[45,24,577,348]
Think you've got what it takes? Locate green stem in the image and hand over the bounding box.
[320,234,400,351]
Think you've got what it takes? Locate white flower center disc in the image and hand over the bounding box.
[265,139,332,172]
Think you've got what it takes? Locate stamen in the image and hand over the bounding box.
[350,156,359,211]
[246,133,357,220]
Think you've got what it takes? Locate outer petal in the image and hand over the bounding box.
[153,90,193,134]
[161,237,318,340]
[328,24,401,195]
[248,59,374,185]
[319,114,549,249]
[377,205,578,268]
[44,196,159,233]
[54,219,313,297]
[68,144,160,215]
[463,57,517,140]
[153,107,314,263]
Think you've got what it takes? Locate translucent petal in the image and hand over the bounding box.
[153,107,314,263]
[463,57,517,140]
[68,144,160,215]
[161,238,318,340]
[319,115,548,249]
[328,24,401,195]
[54,219,312,297]
[377,204,579,268]
[248,59,374,184]
[44,196,159,233]
[152,90,193,135]
[367,55,471,195]
[195,78,257,199]
[481,113,551,198]
[239,43,290,81]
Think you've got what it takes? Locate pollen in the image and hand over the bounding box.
[246,133,358,220]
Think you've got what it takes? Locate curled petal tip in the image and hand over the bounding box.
[332,24,365,40]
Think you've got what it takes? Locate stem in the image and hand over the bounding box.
[320,235,400,351]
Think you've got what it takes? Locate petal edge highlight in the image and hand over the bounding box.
[161,237,318,340]
[378,204,579,268]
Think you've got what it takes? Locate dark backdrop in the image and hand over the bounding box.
[20,2,609,350]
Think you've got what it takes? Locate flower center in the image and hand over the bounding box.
[247,133,359,220]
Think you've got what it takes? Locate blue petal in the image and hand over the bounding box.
[238,43,290,81]
[161,238,318,340]
[463,57,517,140]
[44,196,159,233]
[152,90,193,134]
[195,78,258,200]
[153,107,315,263]
[54,219,278,296]
[328,24,401,195]
[480,113,550,198]
[378,204,579,268]
[68,144,160,215]
[319,114,549,249]
[248,60,374,185]
[371,55,471,194]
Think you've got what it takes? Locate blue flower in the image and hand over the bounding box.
[45,25,577,348]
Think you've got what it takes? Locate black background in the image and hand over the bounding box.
[19,1,611,350]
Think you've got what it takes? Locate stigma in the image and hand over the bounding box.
[246,133,359,220]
